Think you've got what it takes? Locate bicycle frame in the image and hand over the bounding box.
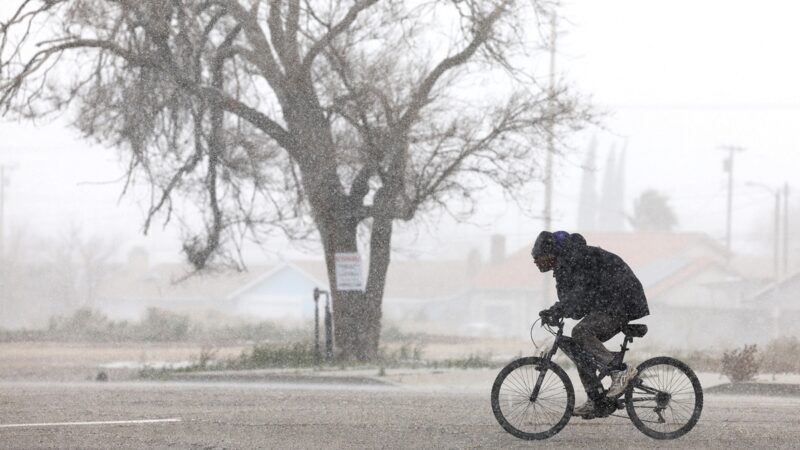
[530,320,654,413]
[493,321,702,439]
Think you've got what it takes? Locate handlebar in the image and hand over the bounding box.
[529,317,564,348]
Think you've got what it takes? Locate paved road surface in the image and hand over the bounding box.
[1,381,798,449]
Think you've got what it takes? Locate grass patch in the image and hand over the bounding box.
[377,341,425,367]
[432,353,496,369]
[0,308,310,344]
[137,340,509,378]
[233,342,317,369]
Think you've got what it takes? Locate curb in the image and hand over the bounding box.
[706,382,800,397]
[145,370,392,386]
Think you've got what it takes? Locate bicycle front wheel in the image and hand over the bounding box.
[490,357,574,440]
[625,356,703,439]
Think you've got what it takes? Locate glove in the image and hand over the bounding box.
[539,308,560,326]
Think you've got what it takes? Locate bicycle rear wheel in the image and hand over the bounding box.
[625,356,703,439]
[490,357,574,440]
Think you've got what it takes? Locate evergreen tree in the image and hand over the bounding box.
[629,190,679,232]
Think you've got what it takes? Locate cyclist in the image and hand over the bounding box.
[532,230,649,418]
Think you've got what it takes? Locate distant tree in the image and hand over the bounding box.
[45,226,116,310]
[0,226,114,327]
[629,189,678,232]
[0,0,590,359]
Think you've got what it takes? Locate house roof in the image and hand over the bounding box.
[474,231,732,297]
[645,257,723,298]
[225,261,329,301]
[749,271,800,304]
[95,263,272,303]
[96,257,472,303]
[96,232,739,306]
[384,260,472,299]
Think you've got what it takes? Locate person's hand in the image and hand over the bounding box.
[538,308,560,326]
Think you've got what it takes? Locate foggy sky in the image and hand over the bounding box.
[1,0,798,263]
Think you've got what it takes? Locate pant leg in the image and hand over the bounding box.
[572,312,625,368]
[559,336,605,401]
[570,312,626,399]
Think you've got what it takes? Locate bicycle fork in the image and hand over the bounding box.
[530,342,561,402]
[529,355,549,402]
[530,327,565,402]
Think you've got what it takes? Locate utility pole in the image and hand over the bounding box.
[540,6,557,309]
[0,163,9,322]
[773,189,780,281]
[747,181,781,281]
[720,146,744,262]
[0,164,6,262]
[543,10,557,233]
[784,183,790,276]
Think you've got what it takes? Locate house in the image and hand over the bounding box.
[450,232,767,346]
[95,248,473,328]
[95,232,773,348]
[226,262,328,319]
[743,271,800,339]
[95,249,329,322]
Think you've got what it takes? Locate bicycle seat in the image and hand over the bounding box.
[622,324,648,338]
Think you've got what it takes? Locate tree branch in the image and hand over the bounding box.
[215,0,289,103]
[300,0,378,75]
[397,0,511,132]
[285,0,301,62]
[4,31,297,161]
[268,0,289,66]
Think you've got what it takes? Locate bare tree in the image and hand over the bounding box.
[0,225,114,327]
[48,226,116,310]
[1,0,590,359]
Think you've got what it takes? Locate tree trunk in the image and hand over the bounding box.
[320,213,367,360]
[288,84,392,360]
[319,211,393,361]
[363,215,393,358]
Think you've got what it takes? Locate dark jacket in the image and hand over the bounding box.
[550,237,649,321]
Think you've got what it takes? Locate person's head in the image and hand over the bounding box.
[531,230,573,272]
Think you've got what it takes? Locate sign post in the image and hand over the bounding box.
[334,252,364,291]
[313,288,332,362]
[312,288,322,365]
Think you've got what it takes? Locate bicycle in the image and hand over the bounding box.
[490,318,703,440]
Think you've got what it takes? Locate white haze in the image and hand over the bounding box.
[0,1,798,349]
[1,0,798,264]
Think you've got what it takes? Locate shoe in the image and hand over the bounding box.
[572,400,596,417]
[607,366,638,398]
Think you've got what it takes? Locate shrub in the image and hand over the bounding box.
[721,344,759,383]
[234,342,317,368]
[47,307,115,340]
[41,308,120,342]
[377,341,425,366]
[1,308,318,344]
[194,346,218,370]
[136,308,190,341]
[434,353,496,369]
[761,336,800,374]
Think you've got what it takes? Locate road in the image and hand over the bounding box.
[1,380,798,449]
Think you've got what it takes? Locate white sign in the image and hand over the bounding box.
[335,252,364,291]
